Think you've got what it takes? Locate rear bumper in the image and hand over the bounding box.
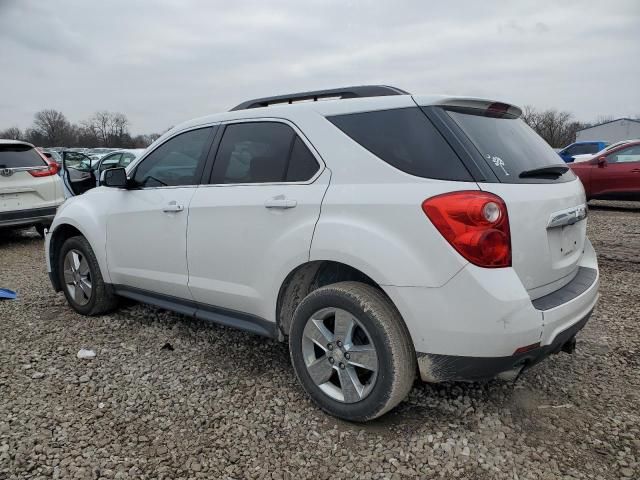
[0,206,58,229]
[416,308,592,382]
[383,238,599,381]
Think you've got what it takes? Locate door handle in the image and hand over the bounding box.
[162,201,184,213]
[264,197,297,209]
[631,169,640,173]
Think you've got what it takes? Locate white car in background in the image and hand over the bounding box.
[44,86,599,421]
[572,140,640,163]
[1,140,65,236]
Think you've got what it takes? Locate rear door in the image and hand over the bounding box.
[0,143,54,213]
[187,120,328,322]
[441,107,588,298]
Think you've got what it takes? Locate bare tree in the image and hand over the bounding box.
[84,111,131,146]
[0,126,23,140]
[33,109,73,145]
[521,106,588,148]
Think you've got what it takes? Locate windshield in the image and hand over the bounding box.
[446,109,576,183]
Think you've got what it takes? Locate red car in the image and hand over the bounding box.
[570,141,640,201]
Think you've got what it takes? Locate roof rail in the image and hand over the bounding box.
[230,85,410,111]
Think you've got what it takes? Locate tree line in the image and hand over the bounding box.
[1,107,638,150]
[0,110,163,149]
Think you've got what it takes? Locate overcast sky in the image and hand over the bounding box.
[1,0,638,134]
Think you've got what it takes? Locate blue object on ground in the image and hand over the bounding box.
[0,289,17,300]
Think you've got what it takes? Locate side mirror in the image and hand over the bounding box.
[597,156,607,168]
[101,167,129,188]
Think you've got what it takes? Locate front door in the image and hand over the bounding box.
[187,121,328,322]
[593,145,640,197]
[106,126,215,299]
[62,151,97,196]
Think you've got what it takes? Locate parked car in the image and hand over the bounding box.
[557,141,609,163]
[570,140,640,200]
[44,86,599,421]
[61,148,146,196]
[38,149,63,172]
[571,139,640,163]
[1,140,65,236]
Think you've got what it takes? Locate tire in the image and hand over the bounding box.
[289,281,416,421]
[34,224,46,238]
[57,235,119,316]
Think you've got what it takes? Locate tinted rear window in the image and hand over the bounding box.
[0,144,46,168]
[328,107,473,181]
[446,110,575,183]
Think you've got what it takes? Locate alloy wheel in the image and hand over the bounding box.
[301,307,379,403]
[63,249,92,306]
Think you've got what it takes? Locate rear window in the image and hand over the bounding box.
[0,144,46,169]
[446,110,575,183]
[328,107,473,181]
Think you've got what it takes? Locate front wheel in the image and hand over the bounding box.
[57,235,119,316]
[289,281,416,421]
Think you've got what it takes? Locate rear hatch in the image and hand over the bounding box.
[441,106,587,299]
[0,143,54,212]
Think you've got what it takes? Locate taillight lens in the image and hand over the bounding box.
[422,191,511,268]
[29,155,60,177]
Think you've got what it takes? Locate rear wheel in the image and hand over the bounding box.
[289,281,415,421]
[57,235,119,315]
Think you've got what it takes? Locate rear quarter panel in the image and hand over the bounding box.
[300,108,473,287]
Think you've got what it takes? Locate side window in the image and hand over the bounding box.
[133,127,212,187]
[609,146,640,164]
[211,122,289,184]
[100,153,122,171]
[574,144,599,155]
[119,152,136,167]
[329,107,472,181]
[286,136,320,181]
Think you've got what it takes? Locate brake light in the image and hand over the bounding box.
[485,102,511,118]
[30,155,60,177]
[422,191,511,268]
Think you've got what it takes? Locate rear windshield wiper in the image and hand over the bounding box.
[519,165,569,179]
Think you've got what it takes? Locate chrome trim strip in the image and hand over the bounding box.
[547,204,588,229]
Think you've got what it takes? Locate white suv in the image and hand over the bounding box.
[1,140,65,236]
[45,86,599,421]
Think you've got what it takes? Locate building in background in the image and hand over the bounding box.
[576,118,640,143]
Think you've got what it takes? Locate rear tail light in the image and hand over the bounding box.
[30,154,60,177]
[422,191,511,268]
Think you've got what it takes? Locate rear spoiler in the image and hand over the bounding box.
[415,96,523,118]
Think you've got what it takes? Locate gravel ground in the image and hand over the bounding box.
[1,201,638,480]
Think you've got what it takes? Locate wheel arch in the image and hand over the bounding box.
[275,260,409,341]
[48,216,109,290]
[48,223,87,291]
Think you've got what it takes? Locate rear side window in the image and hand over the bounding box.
[0,144,46,168]
[328,107,472,181]
[210,122,320,184]
[286,136,319,182]
[446,110,576,183]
